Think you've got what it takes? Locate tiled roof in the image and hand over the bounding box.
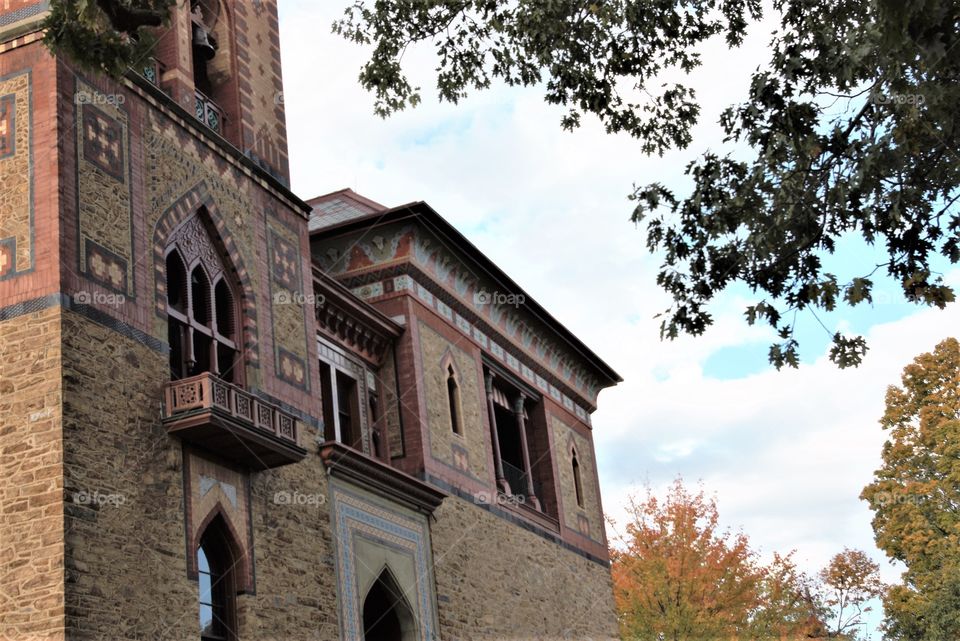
[308,189,385,232]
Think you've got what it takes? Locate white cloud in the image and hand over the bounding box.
[278,2,958,630]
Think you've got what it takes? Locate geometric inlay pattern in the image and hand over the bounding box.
[266,218,309,390]
[75,79,134,296]
[81,104,124,180]
[85,238,128,293]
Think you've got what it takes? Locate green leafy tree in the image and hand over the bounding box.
[43,0,960,368]
[334,0,960,369]
[862,337,960,640]
[42,0,173,76]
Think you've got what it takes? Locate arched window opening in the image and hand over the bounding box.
[572,450,584,509]
[197,519,238,641]
[189,0,236,138]
[165,214,242,384]
[362,568,417,641]
[446,365,462,436]
[166,251,188,314]
[214,279,235,336]
[191,266,212,327]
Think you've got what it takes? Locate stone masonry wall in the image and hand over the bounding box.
[431,495,618,641]
[0,307,64,641]
[418,319,489,482]
[60,310,343,640]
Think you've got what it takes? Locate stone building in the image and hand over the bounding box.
[0,2,622,640]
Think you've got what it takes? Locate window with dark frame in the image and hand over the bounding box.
[197,528,235,641]
[165,218,240,385]
[447,365,463,436]
[572,449,585,509]
[317,339,376,454]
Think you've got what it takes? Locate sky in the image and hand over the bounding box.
[276,2,960,636]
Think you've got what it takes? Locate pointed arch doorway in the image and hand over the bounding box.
[361,567,417,641]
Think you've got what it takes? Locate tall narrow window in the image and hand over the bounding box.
[165,214,241,384]
[446,365,462,435]
[572,450,584,509]
[336,371,360,449]
[197,523,236,641]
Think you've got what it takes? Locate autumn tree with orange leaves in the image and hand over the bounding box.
[610,479,764,641]
[611,479,883,641]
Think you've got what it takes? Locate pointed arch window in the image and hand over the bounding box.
[166,213,241,384]
[446,364,463,436]
[572,449,584,509]
[362,567,417,641]
[197,520,238,641]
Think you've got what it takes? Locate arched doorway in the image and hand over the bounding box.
[362,568,417,641]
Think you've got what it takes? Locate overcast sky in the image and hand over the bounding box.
[277,2,960,634]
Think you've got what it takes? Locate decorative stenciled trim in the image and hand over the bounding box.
[350,272,594,426]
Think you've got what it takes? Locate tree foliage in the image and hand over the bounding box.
[610,478,764,641]
[335,0,960,369]
[42,0,174,77]
[862,337,960,640]
[611,479,884,640]
[819,548,885,638]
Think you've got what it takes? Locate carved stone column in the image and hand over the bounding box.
[513,393,541,511]
[485,371,510,494]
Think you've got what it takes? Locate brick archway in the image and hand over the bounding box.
[153,181,260,368]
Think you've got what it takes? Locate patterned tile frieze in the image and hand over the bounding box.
[0,70,32,281]
[316,222,604,404]
[347,269,595,424]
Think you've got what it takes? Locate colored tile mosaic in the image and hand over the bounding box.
[81,104,125,181]
[85,239,128,292]
[269,229,299,291]
[330,483,439,641]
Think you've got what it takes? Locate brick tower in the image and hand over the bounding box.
[0,3,623,640]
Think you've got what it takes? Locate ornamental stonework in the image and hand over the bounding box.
[142,119,258,341]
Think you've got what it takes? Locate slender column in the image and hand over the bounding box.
[485,371,510,494]
[513,394,541,511]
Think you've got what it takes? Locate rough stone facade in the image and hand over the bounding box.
[0,308,64,641]
[0,4,622,640]
[418,319,489,481]
[432,495,618,641]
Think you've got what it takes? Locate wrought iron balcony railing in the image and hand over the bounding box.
[163,372,306,469]
[194,90,223,135]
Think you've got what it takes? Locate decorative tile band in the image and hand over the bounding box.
[351,274,593,426]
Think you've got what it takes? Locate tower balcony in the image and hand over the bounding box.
[163,373,307,469]
[194,90,223,135]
